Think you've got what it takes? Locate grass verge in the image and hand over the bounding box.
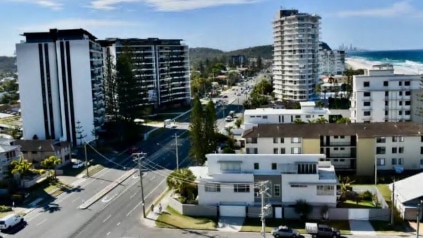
[156,206,217,230]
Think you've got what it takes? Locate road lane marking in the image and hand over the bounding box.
[72,197,80,203]
[107,231,111,236]
[103,214,111,223]
[101,193,117,203]
[37,218,47,226]
[130,192,137,199]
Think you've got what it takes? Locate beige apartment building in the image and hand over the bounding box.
[243,122,423,177]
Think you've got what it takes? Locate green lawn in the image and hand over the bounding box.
[337,200,376,208]
[156,206,217,230]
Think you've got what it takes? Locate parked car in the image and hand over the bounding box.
[225,116,233,122]
[305,222,340,238]
[72,160,84,169]
[0,214,24,231]
[271,225,300,238]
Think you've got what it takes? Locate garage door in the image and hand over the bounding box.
[220,205,246,217]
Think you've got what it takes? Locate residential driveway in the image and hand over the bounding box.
[349,220,376,236]
[217,217,245,232]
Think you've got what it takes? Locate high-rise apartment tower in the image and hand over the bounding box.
[16,29,105,146]
[273,9,321,101]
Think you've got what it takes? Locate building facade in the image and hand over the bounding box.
[319,49,345,76]
[243,122,423,178]
[273,9,320,101]
[196,154,337,211]
[350,64,421,123]
[103,38,191,109]
[16,29,105,146]
[0,139,21,181]
[243,101,349,129]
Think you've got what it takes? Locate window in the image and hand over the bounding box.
[291,184,307,188]
[392,147,397,154]
[364,92,371,97]
[317,185,334,196]
[247,148,258,154]
[392,158,397,165]
[383,81,388,86]
[205,183,221,192]
[364,111,371,116]
[363,101,371,106]
[405,91,411,96]
[246,138,257,144]
[280,137,284,143]
[263,115,268,119]
[291,137,301,143]
[376,147,386,154]
[399,147,404,154]
[291,147,301,154]
[421,147,423,154]
[405,81,410,86]
[420,159,423,165]
[280,148,286,154]
[385,91,389,96]
[273,137,278,143]
[399,81,402,86]
[272,163,277,170]
[363,81,370,87]
[220,162,241,172]
[254,163,259,170]
[297,163,316,174]
[274,184,281,197]
[392,136,404,142]
[273,148,278,154]
[377,158,385,166]
[376,137,386,143]
[398,158,403,165]
[234,184,250,193]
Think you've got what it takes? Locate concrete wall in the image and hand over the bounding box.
[169,197,217,217]
[303,138,320,154]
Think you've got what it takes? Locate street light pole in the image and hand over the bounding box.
[133,152,147,218]
[417,200,422,238]
[175,133,179,170]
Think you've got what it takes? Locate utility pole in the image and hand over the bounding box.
[391,178,395,226]
[174,133,179,170]
[133,152,147,218]
[84,142,88,177]
[259,180,271,238]
[417,200,422,238]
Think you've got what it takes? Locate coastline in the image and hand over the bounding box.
[346,57,419,75]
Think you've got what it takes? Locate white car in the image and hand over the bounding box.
[0,214,24,230]
[72,161,84,169]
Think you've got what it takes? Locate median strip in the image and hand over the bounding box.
[79,169,137,209]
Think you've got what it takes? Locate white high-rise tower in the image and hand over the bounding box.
[273,9,321,101]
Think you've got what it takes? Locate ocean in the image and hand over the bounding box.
[346,49,423,74]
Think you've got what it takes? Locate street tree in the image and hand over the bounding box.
[189,96,206,165]
[204,100,217,153]
[41,155,61,180]
[104,53,119,120]
[166,168,197,203]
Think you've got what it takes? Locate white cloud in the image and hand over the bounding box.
[336,1,416,18]
[8,0,63,10]
[89,0,261,11]
[19,18,140,32]
[36,0,63,10]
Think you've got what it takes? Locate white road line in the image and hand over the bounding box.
[37,218,47,226]
[72,197,80,203]
[103,214,111,223]
[129,192,137,199]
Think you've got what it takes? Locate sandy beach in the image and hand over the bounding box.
[346,57,418,75]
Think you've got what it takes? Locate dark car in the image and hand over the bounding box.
[271,225,300,238]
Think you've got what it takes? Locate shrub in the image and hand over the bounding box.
[361,190,373,201]
[0,205,12,212]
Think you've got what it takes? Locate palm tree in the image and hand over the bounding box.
[166,169,197,203]
[10,157,35,186]
[41,155,61,179]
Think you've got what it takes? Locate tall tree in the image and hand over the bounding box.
[189,96,206,165]
[204,100,217,153]
[41,155,61,179]
[166,168,197,203]
[116,48,139,122]
[104,53,118,120]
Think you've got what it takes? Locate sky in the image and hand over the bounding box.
[1,0,423,56]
